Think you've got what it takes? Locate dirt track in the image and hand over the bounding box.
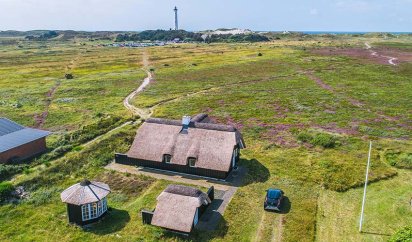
[313,44,412,66]
[365,42,397,66]
[123,51,154,119]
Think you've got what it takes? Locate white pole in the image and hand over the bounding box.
[359,141,372,232]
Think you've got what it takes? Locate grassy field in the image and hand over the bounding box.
[0,35,411,241]
[0,41,145,130]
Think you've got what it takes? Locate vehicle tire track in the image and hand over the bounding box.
[255,212,284,242]
[34,80,61,128]
[34,52,82,128]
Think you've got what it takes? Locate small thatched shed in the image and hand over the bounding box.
[146,184,213,234]
[115,114,245,179]
[60,179,111,225]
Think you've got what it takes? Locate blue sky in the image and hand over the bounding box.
[1,0,411,32]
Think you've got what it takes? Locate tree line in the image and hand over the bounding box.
[115,30,269,43]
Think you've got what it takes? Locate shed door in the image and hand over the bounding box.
[194,208,199,226]
[232,148,238,168]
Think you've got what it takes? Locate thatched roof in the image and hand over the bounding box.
[127,114,245,172]
[60,180,110,205]
[164,184,211,203]
[151,185,211,233]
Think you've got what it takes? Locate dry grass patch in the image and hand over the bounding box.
[97,171,155,197]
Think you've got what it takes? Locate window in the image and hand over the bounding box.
[188,157,196,167]
[163,154,172,163]
[81,197,108,221]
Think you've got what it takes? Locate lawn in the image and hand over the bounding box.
[0,35,411,241]
[316,169,412,242]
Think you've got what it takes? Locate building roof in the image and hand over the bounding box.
[60,180,111,205]
[151,185,211,233]
[127,114,245,172]
[0,118,51,153]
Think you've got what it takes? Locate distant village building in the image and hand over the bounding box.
[60,180,111,226]
[115,114,245,179]
[0,118,50,163]
[142,184,214,234]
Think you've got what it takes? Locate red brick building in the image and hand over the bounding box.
[0,118,50,163]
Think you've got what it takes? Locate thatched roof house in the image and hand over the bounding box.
[0,118,50,163]
[150,184,212,233]
[115,114,245,179]
[61,179,111,225]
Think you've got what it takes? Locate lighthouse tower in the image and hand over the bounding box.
[174,6,178,30]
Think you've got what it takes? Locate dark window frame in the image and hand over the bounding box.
[188,157,197,167]
[163,154,172,163]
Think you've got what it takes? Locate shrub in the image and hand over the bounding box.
[0,182,14,202]
[109,193,129,203]
[389,225,412,242]
[65,73,74,79]
[41,145,73,162]
[19,128,136,190]
[0,164,28,182]
[297,132,312,143]
[312,133,339,148]
[297,131,339,148]
[26,187,59,206]
[385,150,412,169]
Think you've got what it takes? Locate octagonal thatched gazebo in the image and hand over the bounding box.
[61,179,111,225]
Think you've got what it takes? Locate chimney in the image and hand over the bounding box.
[180,115,191,134]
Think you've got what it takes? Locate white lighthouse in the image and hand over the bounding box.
[174,6,178,30]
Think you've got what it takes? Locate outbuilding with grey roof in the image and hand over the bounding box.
[0,118,50,163]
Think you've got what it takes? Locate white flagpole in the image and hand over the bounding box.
[359,141,372,232]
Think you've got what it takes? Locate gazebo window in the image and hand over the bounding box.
[188,157,196,167]
[81,197,108,221]
[163,154,172,163]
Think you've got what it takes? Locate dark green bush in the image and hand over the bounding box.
[297,131,339,148]
[389,225,412,242]
[297,132,312,143]
[312,133,339,148]
[385,150,412,169]
[0,182,14,202]
[0,164,28,182]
